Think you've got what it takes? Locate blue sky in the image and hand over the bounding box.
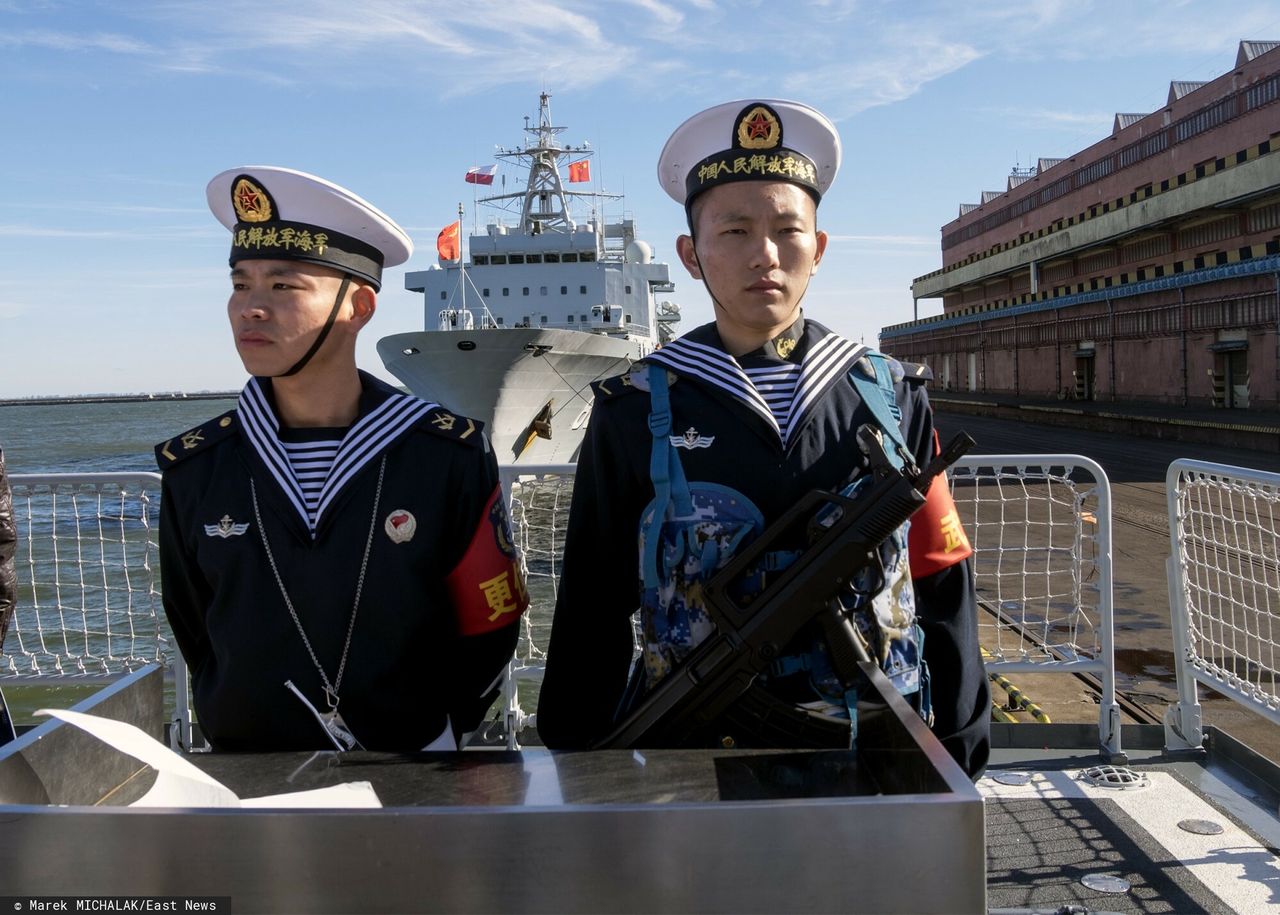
[2,0,1278,396]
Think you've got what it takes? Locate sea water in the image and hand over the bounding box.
[1,398,236,726]
[0,397,237,475]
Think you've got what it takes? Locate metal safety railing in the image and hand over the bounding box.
[2,472,192,748]
[496,456,1121,754]
[950,455,1119,757]
[1164,459,1280,750]
[4,459,1124,756]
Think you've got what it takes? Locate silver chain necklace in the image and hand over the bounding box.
[251,455,386,749]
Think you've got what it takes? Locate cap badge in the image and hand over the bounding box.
[204,515,250,538]
[385,510,417,544]
[737,105,781,150]
[671,427,715,450]
[232,177,273,223]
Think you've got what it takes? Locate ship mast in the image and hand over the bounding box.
[456,201,466,316]
[482,92,618,234]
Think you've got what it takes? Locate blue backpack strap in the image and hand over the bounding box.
[643,364,693,588]
[848,352,908,470]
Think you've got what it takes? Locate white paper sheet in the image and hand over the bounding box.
[36,708,382,809]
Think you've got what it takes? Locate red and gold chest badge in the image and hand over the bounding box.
[232,176,273,223]
[385,509,417,544]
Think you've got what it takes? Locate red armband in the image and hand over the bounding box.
[446,485,529,635]
[908,432,973,577]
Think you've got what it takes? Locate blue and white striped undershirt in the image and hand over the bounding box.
[740,361,803,440]
[279,430,344,530]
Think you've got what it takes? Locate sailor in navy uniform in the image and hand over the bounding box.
[157,167,526,752]
[538,100,990,777]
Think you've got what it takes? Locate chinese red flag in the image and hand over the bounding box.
[567,160,590,183]
[437,220,460,262]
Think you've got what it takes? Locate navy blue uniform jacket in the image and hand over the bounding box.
[157,373,519,751]
[538,320,990,777]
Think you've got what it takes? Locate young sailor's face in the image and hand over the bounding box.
[227,260,352,377]
[678,181,827,353]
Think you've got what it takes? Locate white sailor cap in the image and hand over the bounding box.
[206,166,412,291]
[657,99,842,207]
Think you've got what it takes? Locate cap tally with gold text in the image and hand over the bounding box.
[206,166,413,291]
[657,99,842,207]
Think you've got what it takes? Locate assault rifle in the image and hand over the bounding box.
[594,426,974,749]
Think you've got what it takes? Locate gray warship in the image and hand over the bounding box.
[378,93,681,464]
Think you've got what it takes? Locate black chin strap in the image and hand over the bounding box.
[687,229,726,319]
[279,273,353,378]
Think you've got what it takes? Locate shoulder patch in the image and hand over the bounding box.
[154,411,238,470]
[419,407,483,446]
[629,366,679,394]
[896,361,934,384]
[592,370,642,399]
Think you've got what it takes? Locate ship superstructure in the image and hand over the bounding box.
[378,93,681,463]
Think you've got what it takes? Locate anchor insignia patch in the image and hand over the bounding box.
[204,515,250,538]
[670,427,715,450]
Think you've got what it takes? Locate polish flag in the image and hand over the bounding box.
[464,165,497,185]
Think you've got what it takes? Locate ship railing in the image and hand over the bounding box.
[1163,459,1280,750]
[509,319,649,337]
[437,307,476,331]
[1,472,193,750]
[584,321,650,337]
[950,455,1120,759]
[2,457,1126,757]
[496,456,1122,756]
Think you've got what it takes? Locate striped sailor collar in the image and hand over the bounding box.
[643,318,867,448]
[236,370,437,537]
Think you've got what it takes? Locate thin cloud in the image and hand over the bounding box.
[947,0,1279,69]
[138,0,630,91]
[620,0,686,29]
[0,28,151,53]
[0,302,27,319]
[782,34,984,118]
[980,106,1114,130]
[14,0,1277,121]
[0,2,981,106]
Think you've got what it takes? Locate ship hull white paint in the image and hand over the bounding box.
[378,328,643,464]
